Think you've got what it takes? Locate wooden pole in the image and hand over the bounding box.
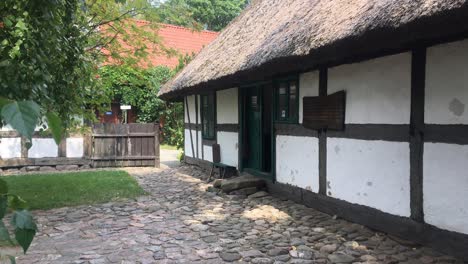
[154,122,160,168]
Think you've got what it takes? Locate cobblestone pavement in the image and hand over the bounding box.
[18,165,462,264]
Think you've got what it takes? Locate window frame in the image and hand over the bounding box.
[200,93,216,140]
[274,76,299,124]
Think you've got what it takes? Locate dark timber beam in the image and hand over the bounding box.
[318,68,328,195]
[410,48,426,222]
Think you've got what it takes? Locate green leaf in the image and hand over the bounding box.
[11,210,37,253]
[1,101,40,140]
[8,196,27,211]
[11,210,36,231]
[0,221,13,244]
[9,256,16,264]
[14,228,35,254]
[0,180,8,195]
[0,196,8,219]
[45,112,63,145]
[0,97,11,109]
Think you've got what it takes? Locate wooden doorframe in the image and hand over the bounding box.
[238,84,276,181]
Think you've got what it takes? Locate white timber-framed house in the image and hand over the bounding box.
[159,0,468,259]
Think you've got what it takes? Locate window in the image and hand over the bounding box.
[275,78,298,123]
[201,93,215,139]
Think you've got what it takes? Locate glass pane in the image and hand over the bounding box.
[290,82,297,95]
[279,83,287,95]
[201,94,215,138]
[278,94,288,119]
[289,94,297,120]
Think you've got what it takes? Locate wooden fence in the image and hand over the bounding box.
[91,123,160,168]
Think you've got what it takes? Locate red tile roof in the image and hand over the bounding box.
[104,20,219,68]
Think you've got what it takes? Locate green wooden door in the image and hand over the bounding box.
[245,87,262,170]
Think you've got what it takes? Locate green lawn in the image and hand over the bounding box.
[3,170,146,210]
[160,144,179,150]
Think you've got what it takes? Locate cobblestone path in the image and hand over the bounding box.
[18,165,462,263]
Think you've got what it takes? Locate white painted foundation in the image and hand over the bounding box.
[424,143,468,234]
[328,53,411,124]
[327,138,410,217]
[217,131,238,167]
[426,39,468,124]
[0,138,21,159]
[66,138,84,158]
[276,135,319,192]
[217,88,238,124]
[29,138,58,158]
[299,71,319,124]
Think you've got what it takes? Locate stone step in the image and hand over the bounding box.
[220,175,266,193]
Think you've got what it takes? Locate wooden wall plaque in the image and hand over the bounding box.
[303,90,345,130]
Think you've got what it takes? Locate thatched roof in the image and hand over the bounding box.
[159,0,468,100]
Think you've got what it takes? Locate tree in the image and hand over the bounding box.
[0,0,174,261]
[156,0,248,31]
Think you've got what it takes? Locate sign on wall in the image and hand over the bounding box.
[303,90,346,130]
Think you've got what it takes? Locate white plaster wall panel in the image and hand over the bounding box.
[0,138,21,159]
[184,95,200,123]
[424,143,468,234]
[203,144,213,162]
[66,138,84,158]
[217,88,238,124]
[184,129,204,159]
[426,39,468,124]
[276,135,319,192]
[327,138,410,217]
[299,71,319,124]
[29,138,58,158]
[328,53,411,124]
[184,129,194,157]
[217,131,238,167]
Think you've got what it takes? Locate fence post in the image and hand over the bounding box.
[58,137,67,157]
[154,122,160,168]
[20,136,29,160]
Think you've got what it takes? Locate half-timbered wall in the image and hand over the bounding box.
[215,88,239,167]
[180,38,468,259]
[326,53,412,216]
[184,88,239,167]
[276,71,320,191]
[424,39,468,234]
[276,135,319,192]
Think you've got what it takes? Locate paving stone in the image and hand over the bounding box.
[328,252,355,263]
[14,164,463,263]
[219,252,241,262]
[250,257,274,264]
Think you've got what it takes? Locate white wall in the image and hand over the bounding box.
[184,95,200,123]
[217,131,238,167]
[29,138,58,158]
[424,143,468,234]
[0,138,21,159]
[66,138,84,158]
[184,129,194,157]
[327,138,410,217]
[426,39,468,124]
[203,144,213,162]
[328,53,411,124]
[184,129,203,159]
[217,88,238,124]
[299,71,319,124]
[276,135,319,192]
